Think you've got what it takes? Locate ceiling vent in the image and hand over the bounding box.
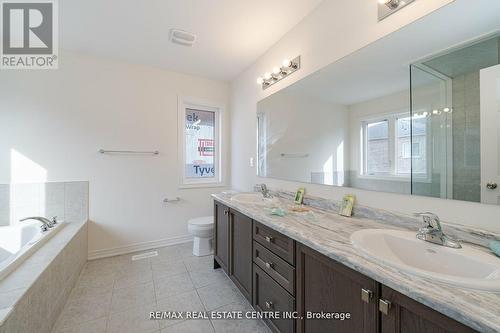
[170,29,196,47]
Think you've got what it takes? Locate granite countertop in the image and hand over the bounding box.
[212,192,500,333]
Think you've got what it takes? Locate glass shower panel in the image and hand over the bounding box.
[410,65,452,199]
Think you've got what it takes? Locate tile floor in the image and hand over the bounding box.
[52,242,271,333]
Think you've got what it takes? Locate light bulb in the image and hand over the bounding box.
[443,107,450,113]
[256,77,264,85]
[273,66,281,75]
[264,72,271,80]
[432,109,439,115]
[282,59,291,68]
[422,111,429,117]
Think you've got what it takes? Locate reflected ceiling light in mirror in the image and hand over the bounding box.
[256,56,301,90]
[414,107,453,118]
[378,0,414,21]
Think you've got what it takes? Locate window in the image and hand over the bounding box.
[401,142,421,159]
[179,98,223,187]
[396,116,412,174]
[366,120,390,175]
[361,113,427,177]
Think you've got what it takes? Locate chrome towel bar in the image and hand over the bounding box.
[99,149,159,155]
[280,153,309,158]
[163,197,181,203]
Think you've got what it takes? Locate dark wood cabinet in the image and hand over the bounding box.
[254,222,295,264]
[254,264,295,333]
[214,201,479,333]
[379,285,477,333]
[253,241,295,295]
[296,244,379,333]
[214,201,229,274]
[229,209,253,301]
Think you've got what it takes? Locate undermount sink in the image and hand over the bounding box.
[351,229,500,291]
[231,193,268,205]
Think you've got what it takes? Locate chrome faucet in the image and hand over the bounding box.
[19,216,57,232]
[257,184,272,198]
[414,212,461,249]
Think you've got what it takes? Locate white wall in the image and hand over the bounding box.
[230,0,500,233]
[0,51,230,256]
[258,91,348,185]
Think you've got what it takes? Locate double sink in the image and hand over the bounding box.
[231,193,500,292]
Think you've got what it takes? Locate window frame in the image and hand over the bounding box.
[362,117,393,176]
[178,96,224,188]
[360,111,427,180]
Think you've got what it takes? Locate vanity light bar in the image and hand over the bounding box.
[378,0,415,21]
[256,56,301,90]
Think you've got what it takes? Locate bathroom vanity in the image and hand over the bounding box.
[212,193,498,333]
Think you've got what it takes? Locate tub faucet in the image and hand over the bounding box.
[19,216,55,231]
[414,212,461,249]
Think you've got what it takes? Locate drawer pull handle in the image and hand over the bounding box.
[361,288,373,303]
[224,209,229,216]
[265,236,274,243]
[379,299,391,315]
[265,262,274,269]
[265,301,274,309]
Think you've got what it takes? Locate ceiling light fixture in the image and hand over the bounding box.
[256,56,301,90]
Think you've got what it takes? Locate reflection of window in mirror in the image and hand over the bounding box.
[257,113,267,176]
[364,119,391,175]
[361,113,427,178]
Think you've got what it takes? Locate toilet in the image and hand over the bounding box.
[188,216,214,256]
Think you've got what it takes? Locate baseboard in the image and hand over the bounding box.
[87,234,193,260]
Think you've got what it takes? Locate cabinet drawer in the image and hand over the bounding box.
[253,222,295,265]
[253,241,295,295]
[253,265,295,333]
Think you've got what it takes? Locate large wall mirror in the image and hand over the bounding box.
[257,4,500,205]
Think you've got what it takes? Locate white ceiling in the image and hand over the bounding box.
[60,0,323,81]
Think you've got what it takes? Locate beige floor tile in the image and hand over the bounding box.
[153,272,195,301]
[161,319,214,333]
[107,302,159,333]
[151,260,187,280]
[156,290,206,328]
[188,267,229,288]
[56,296,111,328]
[113,257,152,275]
[57,244,262,333]
[197,280,247,311]
[174,242,196,258]
[77,271,116,290]
[210,301,271,333]
[54,316,107,333]
[110,282,155,313]
[113,269,153,290]
[67,284,113,304]
[83,258,120,276]
[183,255,214,272]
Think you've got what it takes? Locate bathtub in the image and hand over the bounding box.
[0,221,66,280]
